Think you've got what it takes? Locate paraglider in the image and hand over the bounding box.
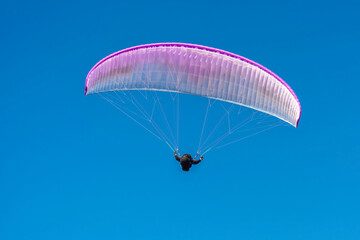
[85,43,301,167]
[174,152,203,171]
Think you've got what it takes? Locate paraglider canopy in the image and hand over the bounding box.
[85,43,301,127]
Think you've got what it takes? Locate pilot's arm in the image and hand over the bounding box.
[174,152,181,161]
[192,156,203,165]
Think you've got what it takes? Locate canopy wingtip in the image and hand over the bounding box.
[295,115,301,128]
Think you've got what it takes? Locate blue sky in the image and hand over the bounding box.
[1,0,360,239]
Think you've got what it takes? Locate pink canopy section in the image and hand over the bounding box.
[85,43,301,127]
